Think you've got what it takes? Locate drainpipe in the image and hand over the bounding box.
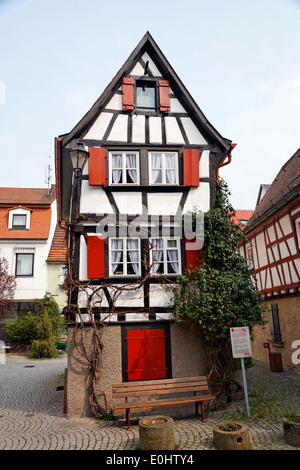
[216,143,237,183]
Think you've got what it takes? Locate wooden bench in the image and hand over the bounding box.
[112,376,215,430]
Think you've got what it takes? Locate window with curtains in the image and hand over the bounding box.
[150,238,181,276]
[109,152,139,185]
[15,253,34,276]
[109,238,141,276]
[149,152,179,185]
[12,214,27,230]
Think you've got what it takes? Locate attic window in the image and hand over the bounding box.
[12,214,27,230]
[136,81,156,111]
[8,208,31,230]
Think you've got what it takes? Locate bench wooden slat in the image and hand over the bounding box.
[113,379,207,391]
[112,376,207,388]
[112,376,215,430]
[112,384,210,398]
[114,395,215,410]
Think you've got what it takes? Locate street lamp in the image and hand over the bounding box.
[70,141,89,174]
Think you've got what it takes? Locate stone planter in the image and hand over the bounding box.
[283,415,300,447]
[213,421,250,450]
[139,416,176,450]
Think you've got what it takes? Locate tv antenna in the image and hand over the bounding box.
[45,156,53,196]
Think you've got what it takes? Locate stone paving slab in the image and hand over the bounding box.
[0,354,299,451]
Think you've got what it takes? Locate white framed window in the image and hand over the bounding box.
[15,253,34,277]
[149,152,179,185]
[150,238,181,276]
[8,208,31,230]
[109,151,139,185]
[109,237,141,276]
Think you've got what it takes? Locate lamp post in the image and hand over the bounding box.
[69,142,89,315]
[69,141,89,223]
[70,141,89,175]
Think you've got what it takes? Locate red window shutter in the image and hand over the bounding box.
[158,80,170,112]
[183,149,199,186]
[88,147,106,186]
[122,77,135,110]
[185,237,202,271]
[87,235,105,279]
[126,330,147,381]
[146,329,167,380]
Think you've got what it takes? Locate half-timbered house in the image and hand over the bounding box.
[55,32,234,417]
[239,149,300,372]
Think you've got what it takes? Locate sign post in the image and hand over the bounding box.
[230,327,251,418]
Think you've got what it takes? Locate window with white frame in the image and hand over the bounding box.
[109,152,139,185]
[150,238,181,275]
[12,214,27,229]
[109,238,141,276]
[8,208,31,230]
[149,152,179,185]
[15,253,34,276]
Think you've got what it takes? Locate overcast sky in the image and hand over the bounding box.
[0,0,299,210]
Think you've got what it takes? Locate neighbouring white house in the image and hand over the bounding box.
[0,186,57,340]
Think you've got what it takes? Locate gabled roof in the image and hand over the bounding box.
[232,210,254,227]
[0,187,56,205]
[62,31,232,153]
[0,187,55,240]
[0,207,52,240]
[56,32,233,221]
[244,148,300,233]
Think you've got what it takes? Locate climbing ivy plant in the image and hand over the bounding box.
[169,179,266,404]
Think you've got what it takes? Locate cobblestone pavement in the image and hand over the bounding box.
[0,354,299,451]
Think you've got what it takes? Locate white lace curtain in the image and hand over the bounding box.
[112,154,122,184]
[151,154,162,184]
[165,154,176,184]
[111,239,139,275]
[151,154,176,184]
[152,239,179,274]
[126,154,137,183]
[152,239,163,272]
[127,239,139,274]
[112,154,137,184]
[167,246,179,273]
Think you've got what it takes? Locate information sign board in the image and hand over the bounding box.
[230,326,252,359]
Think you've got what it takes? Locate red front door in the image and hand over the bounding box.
[126,328,167,381]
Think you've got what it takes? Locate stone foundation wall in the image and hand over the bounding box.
[66,322,206,418]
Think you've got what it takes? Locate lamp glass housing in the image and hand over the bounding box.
[70,142,89,172]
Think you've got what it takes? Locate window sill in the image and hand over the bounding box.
[270,342,285,348]
[103,185,188,192]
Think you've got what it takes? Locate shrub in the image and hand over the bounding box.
[30,339,56,359]
[4,311,38,347]
[36,296,66,337]
[29,311,56,359]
